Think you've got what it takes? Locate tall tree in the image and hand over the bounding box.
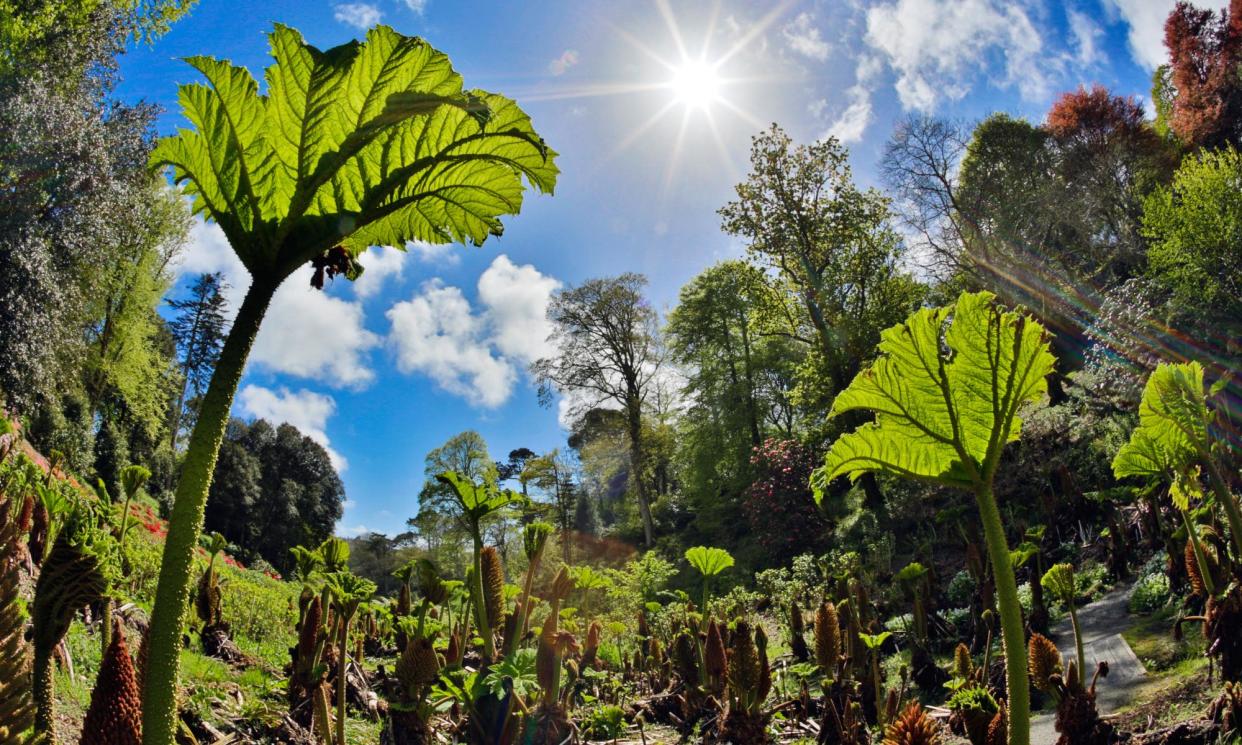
[881,114,973,282]
[524,449,576,559]
[166,273,229,450]
[533,274,664,546]
[667,260,802,554]
[84,182,186,438]
[0,8,187,415]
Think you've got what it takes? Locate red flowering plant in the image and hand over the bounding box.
[743,438,829,562]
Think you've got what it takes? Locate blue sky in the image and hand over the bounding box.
[117,0,1177,538]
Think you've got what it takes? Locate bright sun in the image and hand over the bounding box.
[669,60,721,110]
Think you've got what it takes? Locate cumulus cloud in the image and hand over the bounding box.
[237,385,347,471]
[403,0,427,14]
[385,255,560,408]
[386,280,516,407]
[477,255,561,363]
[548,49,580,76]
[864,0,1050,112]
[353,245,408,300]
[783,13,830,61]
[1103,0,1176,71]
[333,3,382,29]
[251,266,381,388]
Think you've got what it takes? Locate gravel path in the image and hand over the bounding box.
[1030,584,1146,745]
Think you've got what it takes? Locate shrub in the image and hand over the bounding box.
[1129,572,1171,614]
[743,438,829,563]
[947,570,976,607]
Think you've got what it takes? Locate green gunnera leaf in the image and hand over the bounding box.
[813,291,1054,499]
[150,24,557,278]
[1112,361,1209,480]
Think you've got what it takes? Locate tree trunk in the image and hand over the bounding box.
[142,276,279,745]
[625,393,654,546]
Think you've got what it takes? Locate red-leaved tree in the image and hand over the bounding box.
[743,438,829,563]
[1046,85,1150,151]
[1163,0,1242,148]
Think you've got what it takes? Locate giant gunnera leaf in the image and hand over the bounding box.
[813,291,1054,498]
[150,24,558,275]
[1112,361,1209,480]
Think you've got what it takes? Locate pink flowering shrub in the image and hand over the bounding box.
[743,438,829,563]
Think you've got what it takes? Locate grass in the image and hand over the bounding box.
[1112,600,1215,734]
[1122,604,1206,673]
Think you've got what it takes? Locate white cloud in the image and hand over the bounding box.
[251,266,381,388]
[783,13,830,61]
[403,0,427,14]
[237,385,347,471]
[812,56,881,144]
[825,89,873,143]
[548,49,580,76]
[387,280,516,407]
[407,240,461,267]
[1103,0,1175,71]
[864,0,1051,112]
[334,3,382,29]
[170,219,249,315]
[337,524,373,538]
[1067,8,1104,66]
[477,255,561,364]
[353,245,408,300]
[385,255,561,408]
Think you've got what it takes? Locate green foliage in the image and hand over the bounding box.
[579,704,626,739]
[1129,571,1171,614]
[814,291,1054,494]
[205,418,345,573]
[685,546,734,578]
[1143,148,1242,318]
[482,648,538,698]
[436,471,521,527]
[320,537,351,573]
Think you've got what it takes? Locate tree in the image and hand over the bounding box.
[1141,147,1242,442]
[1161,0,1242,149]
[142,26,557,739]
[167,273,229,450]
[534,274,663,546]
[524,449,576,559]
[83,183,186,439]
[667,260,804,557]
[814,291,1056,745]
[719,124,919,395]
[203,418,345,573]
[0,0,196,78]
[881,114,973,281]
[0,9,187,416]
